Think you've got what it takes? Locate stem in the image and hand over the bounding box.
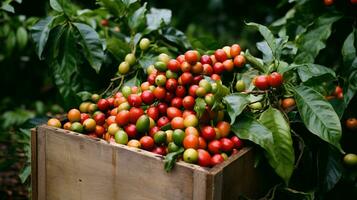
[230,73,237,93]
[291,129,305,169]
[111,76,125,96]
[100,82,114,97]
[242,90,267,95]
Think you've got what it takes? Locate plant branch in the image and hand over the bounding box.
[291,129,305,169]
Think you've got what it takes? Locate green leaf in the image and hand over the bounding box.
[293,85,342,151]
[16,27,28,49]
[73,22,104,73]
[237,67,260,91]
[77,91,92,101]
[106,37,131,61]
[123,75,140,87]
[211,81,229,110]
[49,0,75,15]
[344,63,357,106]
[256,41,273,64]
[328,98,346,119]
[128,3,147,32]
[164,147,184,172]
[277,63,297,74]
[19,165,31,183]
[5,31,16,55]
[146,8,172,31]
[271,8,296,27]
[341,30,356,73]
[122,0,138,6]
[138,54,156,73]
[161,27,192,49]
[294,14,342,64]
[318,145,342,193]
[281,42,298,57]
[49,0,63,12]
[194,98,206,118]
[259,107,295,184]
[1,109,35,129]
[222,93,249,124]
[231,116,277,170]
[247,22,276,57]
[1,3,14,13]
[133,32,142,46]
[31,16,56,59]
[296,63,335,82]
[98,0,126,17]
[244,50,266,73]
[48,25,82,107]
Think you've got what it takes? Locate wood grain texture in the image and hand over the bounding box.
[31,128,38,200]
[32,125,265,200]
[221,148,264,199]
[37,127,47,200]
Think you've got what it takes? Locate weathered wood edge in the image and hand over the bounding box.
[37,125,251,173]
[209,147,252,175]
[31,128,38,200]
[36,126,47,200]
[33,125,255,200]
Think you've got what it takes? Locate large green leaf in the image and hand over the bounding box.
[231,116,275,154]
[146,8,171,31]
[294,14,342,64]
[318,145,342,194]
[49,0,75,16]
[49,0,63,12]
[293,85,342,151]
[48,25,82,107]
[259,107,295,184]
[73,22,105,73]
[31,16,55,59]
[128,3,147,32]
[244,50,266,73]
[232,116,279,175]
[296,63,335,82]
[256,41,273,64]
[222,93,249,124]
[161,27,192,49]
[106,37,131,61]
[341,29,356,72]
[247,22,276,57]
[1,1,14,13]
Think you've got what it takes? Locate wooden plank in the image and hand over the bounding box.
[220,148,264,199]
[192,169,207,200]
[40,126,196,200]
[212,171,223,200]
[31,128,38,200]
[34,125,264,200]
[37,126,47,200]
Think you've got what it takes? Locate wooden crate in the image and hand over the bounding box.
[31,125,266,200]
